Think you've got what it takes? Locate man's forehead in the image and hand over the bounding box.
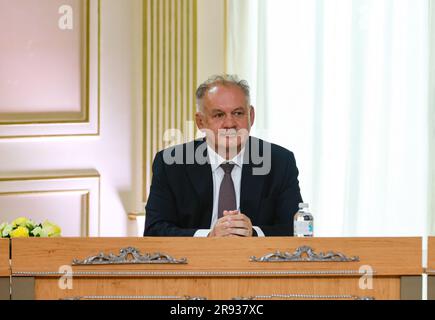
[208,86,219,94]
[205,102,248,111]
[204,84,246,103]
[200,84,249,112]
[206,83,244,95]
[209,106,246,113]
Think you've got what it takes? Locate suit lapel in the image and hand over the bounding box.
[240,137,266,223]
[185,137,266,226]
[185,139,213,228]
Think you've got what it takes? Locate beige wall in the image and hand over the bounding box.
[197,0,226,83]
[429,2,435,235]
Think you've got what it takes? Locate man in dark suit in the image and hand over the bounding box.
[144,75,303,237]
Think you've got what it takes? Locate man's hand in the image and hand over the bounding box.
[208,210,253,237]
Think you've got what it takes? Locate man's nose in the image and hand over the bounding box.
[222,114,236,129]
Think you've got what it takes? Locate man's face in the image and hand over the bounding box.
[195,84,255,155]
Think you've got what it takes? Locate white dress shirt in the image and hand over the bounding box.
[194,145,265,237]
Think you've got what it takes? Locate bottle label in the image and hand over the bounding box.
[294,221,313,237]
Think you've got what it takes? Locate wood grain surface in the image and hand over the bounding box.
[0,239,9,277]
[35,276,400,300]
[11,237,422,276]
[428,237,435,274]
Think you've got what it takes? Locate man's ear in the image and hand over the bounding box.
[195,112,204,130]
[249,106,255,127]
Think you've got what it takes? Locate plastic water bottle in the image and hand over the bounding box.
[293,203,314,237]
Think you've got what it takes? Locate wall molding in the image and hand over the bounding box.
[0,170,100,236]
[143,0,198,201]
[0,0,101,139]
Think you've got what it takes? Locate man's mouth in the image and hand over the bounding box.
[219,130,238,137]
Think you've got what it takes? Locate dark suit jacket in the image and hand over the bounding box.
[144,137,303,236]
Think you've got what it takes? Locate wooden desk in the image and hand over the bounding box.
[0,239,10,300]
[10,237,422,300]
[427,237,435,300]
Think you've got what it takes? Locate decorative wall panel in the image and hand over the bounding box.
[0,0,99,138]
[143,0,197,201]
[0,170,100,236]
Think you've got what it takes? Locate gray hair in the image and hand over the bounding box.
[195,74,251,111]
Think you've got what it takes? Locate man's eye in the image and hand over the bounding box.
[234,112,244,116]
[214,113,224,118]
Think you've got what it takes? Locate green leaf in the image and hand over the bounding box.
[1,224,14,238]
[0,222,7,235]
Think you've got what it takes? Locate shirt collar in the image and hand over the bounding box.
[207,144,244,172]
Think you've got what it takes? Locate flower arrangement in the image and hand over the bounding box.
[0,217,61,238]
